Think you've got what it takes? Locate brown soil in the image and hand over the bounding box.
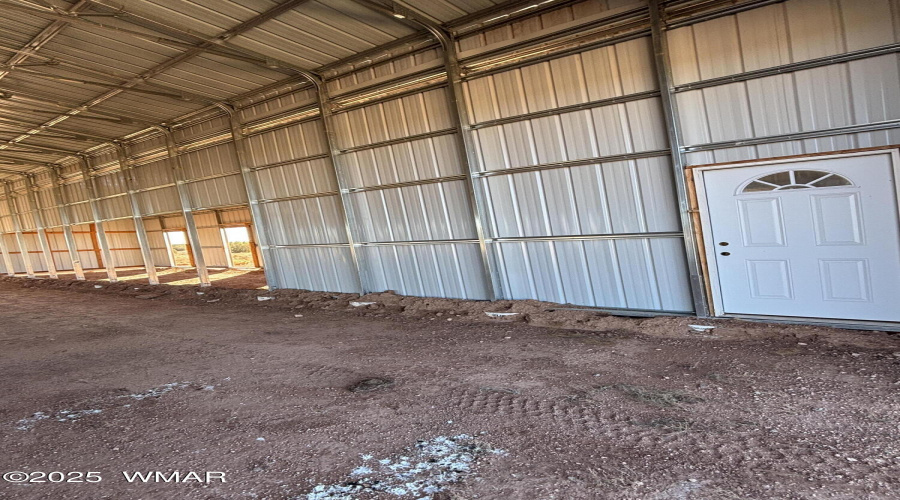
[1,276,898,499]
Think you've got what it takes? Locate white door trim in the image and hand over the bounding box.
[693,148,900,319]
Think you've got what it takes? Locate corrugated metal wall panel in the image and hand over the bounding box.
[492,237,691,310]
[255,158,337,199]
[342,134,463,188]
[3,234,24,273]
[194,212,229,268]
[667,0,900,86]
[105,219,143,268]
[245,113,357,292]
[359,243,489,299]
[269,246,358,293]
[143,217,171,267]
[677,57,900,149]
[220,208,253,224]
[188,175,248,209]
[332,83,487,299]
[139,187,182,216]
[350,181,476,243]
[180,143,240,179]
[459,28,691,310]
[99,195,132,221]
[677,0,900,167]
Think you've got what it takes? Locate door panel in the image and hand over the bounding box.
[702,152,900,322]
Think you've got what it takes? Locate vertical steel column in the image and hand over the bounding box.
[217,104,281,289]
[114,143,159,285]
[310,80,366,294]
[649,0,710,316]
[47,167,85,280]
[434,29,499,301]
[77,156,118,282]
[160,128,210,287]
[0,226,15,276]
[23,174,58,279]
[3,182,35,278]
[352,1,498,300]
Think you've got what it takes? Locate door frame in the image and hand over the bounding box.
[692,147,900,325]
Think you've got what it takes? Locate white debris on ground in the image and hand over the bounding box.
[15,412,50,430]
[16,382,204,431]
[121,381,191,400]
[304,434,504,500]
[484,312,519,318]
[349,301,376,307]
[16,409,102,430]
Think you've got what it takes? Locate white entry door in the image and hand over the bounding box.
[698,151,900,322]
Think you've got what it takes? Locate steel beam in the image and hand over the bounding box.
[161,128,209,286]
[649,0,710,316]
[674,42,900,93]
[47,166,84,280]
[217,104,279,289]
[0,226,14,275]
[23,174,57,278]
[311,79,366,294]
[77,155,117,281]
[2,182,34,277]
[352,0,499,300]
[115,143,158,285]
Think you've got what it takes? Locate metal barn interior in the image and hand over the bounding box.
[0,0,898,328]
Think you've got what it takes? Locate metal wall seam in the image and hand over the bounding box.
[220,103,280,289]
[683,120,900,153]
[339,128,458,154]
[2,183,35,278]
[23,175,58,279]
[115,144,159,285]
[346,175,469,194]
[489,231,685,242]
[47,167,85,280]
[470,90,662,129]
[648,0,709,315]
[663,0,787,31]
[250,154,330,172]
[257,191,341,205]
[673,42,900,92]
[474,150,672,178]
[77,157,118,281]
[161,128,210,287]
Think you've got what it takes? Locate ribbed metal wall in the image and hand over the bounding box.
[670,0,900,166]
[242,114,359,293]
[0,0,896,316]
[463,33,692,310]
[334,87,490,300]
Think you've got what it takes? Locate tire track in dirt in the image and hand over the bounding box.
[447,386,895,485]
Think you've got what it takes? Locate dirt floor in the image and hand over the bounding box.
[32,266,268,289]
[1,276,899,499]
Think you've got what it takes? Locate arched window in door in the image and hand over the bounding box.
[741,170,852,193]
